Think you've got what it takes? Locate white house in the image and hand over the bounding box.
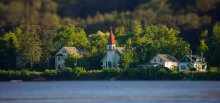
[55,47,82,69]
[101,29,124,68]
[178,55,207,72]
[149,54,178,69]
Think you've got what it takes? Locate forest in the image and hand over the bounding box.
[0,0,220,70]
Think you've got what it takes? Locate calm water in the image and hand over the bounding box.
[0,81,220,103]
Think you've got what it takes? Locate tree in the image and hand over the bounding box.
[130,20,142,37]
[120,38,137,69]
[199,39,208,53]
[133,25,190,61]
[65,54,82,68]
[36,25,58,68]
[208,23,220,66]
[54,25,89,50]
[115,26,125,36]
[199,30,209,54]
[16,27,42,69]
[196,0,220,12]
[0,32,18,69]
[88,31,109,55]
[82,31,109,69]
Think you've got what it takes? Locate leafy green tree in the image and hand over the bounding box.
[65,54,82,68]
[54,25,89,50]
[115,26,126,37]
[88,31,108,55]
[198,30,209,54]
[120,38,137,69]
[199,39,208,53]
[80,31,109,69]
[130,20,142,36]
[134,25,190,61]
[208,23,220,66]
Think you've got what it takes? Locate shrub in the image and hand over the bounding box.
[99,68,122,79]
[208,67,219,72]
[74,67,86,78]
[0,69,41,81]
[44,69,59,80]
[1,67,220,81]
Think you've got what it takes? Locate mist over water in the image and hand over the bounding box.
[0,81,220,103]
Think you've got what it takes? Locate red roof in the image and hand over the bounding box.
[108,28,115,45]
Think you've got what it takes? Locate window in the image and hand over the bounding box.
[160,59,162,63]
[58,57,60,61]
[185,58,188,62]
[154,59,156,63]
[63,50,66,53]
[108,46,111,50]
[202,65,206,69]
[108,61,112,68]
[181,65,186,70]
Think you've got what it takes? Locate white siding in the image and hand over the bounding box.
[55,47,71,69]
[114,53,121,67]
[178,62,207,72]
[101,55,107,68]
[102,50,121,69]
[150,55,178,69]
[150,56,164,65]
[165,62,178,69]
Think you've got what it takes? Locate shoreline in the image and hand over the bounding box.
[1,67,220,81]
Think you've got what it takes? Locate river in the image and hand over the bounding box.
[0,81,220,103]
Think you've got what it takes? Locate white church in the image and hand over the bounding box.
[101,29,124,68]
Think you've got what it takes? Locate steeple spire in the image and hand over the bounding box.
[108,27,115,45]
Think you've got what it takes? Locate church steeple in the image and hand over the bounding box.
[107,27,116,50]
[108,27,115,45]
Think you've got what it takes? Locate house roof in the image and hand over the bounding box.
[115,47,124,54]
[137,63,159,66]
[179,55,206,63]
[107,28,115,45]
[63,47,79,54]
[56,46,83,56]
[101,55,107,61]
[186,55,205,59]
[157,54,178,62]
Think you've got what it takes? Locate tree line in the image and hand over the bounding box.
[0,24,220,70]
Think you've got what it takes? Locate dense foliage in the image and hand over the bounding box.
[1,67,220,81]
[0,0,220,70]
